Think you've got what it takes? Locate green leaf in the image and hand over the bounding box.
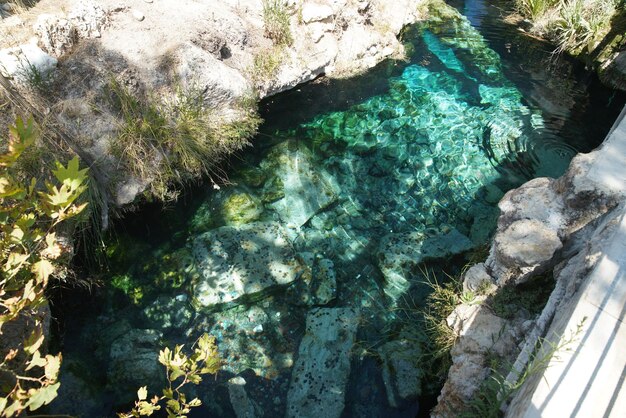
[169,366,185,382]
[44,353,62,380]
[3,398,23,417]
[32,259,54,285]
[0,397,7,413]
[187,374,201,385]
[166,399,180,413]
[25,382,60,411]
[25,350,47,371]
[137,400,159,416]
[43,184,75,207]
[24,326,45,355]
[162,388,173,399]
[137,386,148,401]
[188,398,201,408]
[52,156,88,192]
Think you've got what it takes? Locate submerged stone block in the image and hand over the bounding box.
[191,222,304,308]
[378,339,423,408]
[286,253,337,306]
[378,229,474,299]
[262,141,340,227]
[286,307,359,418]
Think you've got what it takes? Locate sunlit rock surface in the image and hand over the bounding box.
[262,141,340,228]
[286,307,359,418]
[192,222,303,308]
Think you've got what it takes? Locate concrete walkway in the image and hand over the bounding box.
[509,106,626,418]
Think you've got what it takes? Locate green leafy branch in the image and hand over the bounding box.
[0,117,89,417]
[119,333,222,418]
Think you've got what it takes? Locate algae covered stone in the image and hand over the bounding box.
[286,253,337,306]
[191,222,304,308]
[189,189,264,232]
[221,191,264,225]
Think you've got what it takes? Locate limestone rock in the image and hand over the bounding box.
[220,192,264,226]
[68,0,108,39]
[199,306,293,378]
[434,304,524,417]
[378,229,474,299]
[34,15,77,57]
[378,339,423,408]
[301,3,334,23]
[108,329,163,399]
[48,366,104,417]
[0,43,57,83]
[228,377,259,418]
[599,50,626,91]
[286,307,359,418]
[175,42,251,108]
[143,294,193,330]
[132,10,145,22]
[286,253,337,305]
[263,141,340,228]
[462,263,494,293]
[497,177,564,232]
[489,219,562,285]
[191,222,304,308]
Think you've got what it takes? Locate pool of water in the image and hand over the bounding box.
[49,1,625,417]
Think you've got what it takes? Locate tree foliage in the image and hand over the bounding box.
[119,333,222,418]
[0,117,88,417]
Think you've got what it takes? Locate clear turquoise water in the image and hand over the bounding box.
[50,2,625,417]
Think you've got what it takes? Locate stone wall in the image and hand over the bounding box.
[433,105,626,416]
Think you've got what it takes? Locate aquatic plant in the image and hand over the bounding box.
[420,268,463,380]
[0,117,89,417]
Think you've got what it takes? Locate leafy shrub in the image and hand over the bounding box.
[552,0,618,53]
[118,333,221,418]
[0,117,89,417]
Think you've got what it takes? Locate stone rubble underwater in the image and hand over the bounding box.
[52,8,583,418]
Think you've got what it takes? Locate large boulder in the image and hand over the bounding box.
[191,222,304,308]
[107,328,163,400]
[262,141,340,228]
[0,43,57,83]
[488,219,562,285]
[378,338,423,408]
[286,307,359,418]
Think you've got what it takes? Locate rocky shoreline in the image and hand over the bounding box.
[0,0,429,206]
[432,106,626,416]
